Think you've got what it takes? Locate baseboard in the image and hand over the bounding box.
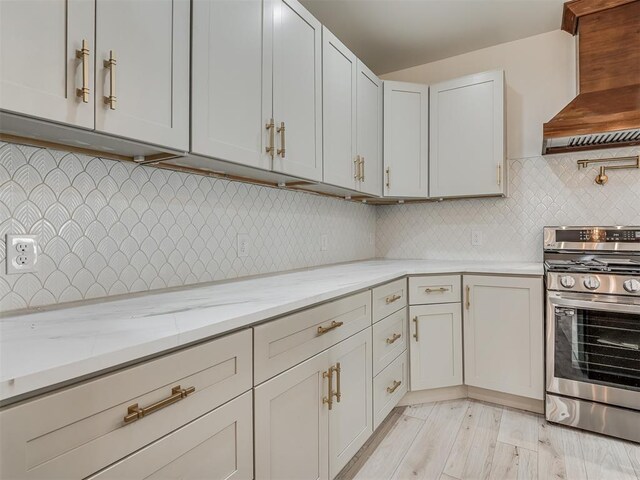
[398,384,544,414]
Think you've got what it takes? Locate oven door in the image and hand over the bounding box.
[547,291,640,410]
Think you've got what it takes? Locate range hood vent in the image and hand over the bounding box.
[542,0,640,155]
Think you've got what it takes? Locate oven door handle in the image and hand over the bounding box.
[548,293,640,315]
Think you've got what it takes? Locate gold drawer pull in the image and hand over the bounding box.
[387,380,402,394]
[425,287,449,293]
[317,320,343,335]
[359,156,365,181]
[386,332,401,344]
[75,39,90,103]
[385,294,402,304]
[265,119,275,159]
[333,362,342,402]
[354,155,360,180]
[103,50,117,110]
[323,368,333,410]
[124,385,195,424]
[277,122,285,158]
[466,285,471,310]
[413,316,419,342]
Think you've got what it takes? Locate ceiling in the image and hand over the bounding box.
[299,0,566,75]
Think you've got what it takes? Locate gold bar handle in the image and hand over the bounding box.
[277,122,285,158]
[425,287,449,294]
[497,164,502,186]
[333,362,341,402]
[387,380,402,394]
[385,294,402,304]
[317,320,343,335]
[75,39,90,103]
[103,50,116,110]
[124,385,195,424]
[466,285,471,310]
[323,368,333,410]
[360,156,365,181]
[386,332,401,344]
[385,167,390,188]
[265,119,275,159]
[412,316,418,341]
[354,155,360,180]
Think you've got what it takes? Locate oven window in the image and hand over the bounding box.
[555,307,640,391]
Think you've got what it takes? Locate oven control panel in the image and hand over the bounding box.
[544,226,640,252]
[547,272,640,296]
[555,229,640,243]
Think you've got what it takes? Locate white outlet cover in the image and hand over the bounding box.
[6,234,38,274]
[237,234,249,258]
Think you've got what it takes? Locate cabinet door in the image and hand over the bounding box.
[191,0,270,169]
[430,70,505,198]
[356,61,382,196]
[0,0,94,128]
[270,0,322,181]
[87,391,253,480]
[409,303,463,391]
[328,329,373,478]
[322,27,357,191]
[95,0,189,150]
[383,81,428,198]
[255,351,329,480]
[463,275,544,399]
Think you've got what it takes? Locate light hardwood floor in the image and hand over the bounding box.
[336,399,640,480]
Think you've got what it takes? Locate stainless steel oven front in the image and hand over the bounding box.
[546,291,640,410]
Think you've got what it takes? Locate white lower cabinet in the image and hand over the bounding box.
[409,303,463,391]
[373,351,408,429]
[88,391,253,480]
[463,275,544,399]
[255,328,372,480]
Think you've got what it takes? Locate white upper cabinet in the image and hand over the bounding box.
[0,0,95,129]
[356,61,382,197]
[268,0,322,181]
[383,81,429,198]
[322,27,357,191]
[191,0,269,170]
[94,0,190,151]
[429,70,505,198]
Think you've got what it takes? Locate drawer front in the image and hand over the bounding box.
[373,350,408,429]
[88,391,253,480]
[254,291,371,385]
[372,278,407,323]
[409,275,461,305]
[372,308,407,376]
[0,329,252,480]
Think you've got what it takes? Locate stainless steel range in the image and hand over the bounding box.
[544,226,640,442]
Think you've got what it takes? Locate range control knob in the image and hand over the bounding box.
[559,275,576,288]
[623,279,640,293]
[583,276,601,290]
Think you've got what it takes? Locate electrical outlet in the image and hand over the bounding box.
[471,230,483,246]
[321,234,328,251]
[237,234,250,258]
[6,234,39,274]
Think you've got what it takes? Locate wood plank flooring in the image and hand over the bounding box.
[336,399,640,480]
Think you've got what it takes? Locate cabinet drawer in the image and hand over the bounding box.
[0,329,252,480]
[372,308,407,375]
[409,275,461,305]
[254,291,371,384]
[372,278,407,323]
[373,350,408,429]
[87,391,253,480]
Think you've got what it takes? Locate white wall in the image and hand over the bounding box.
[381,30,576,160]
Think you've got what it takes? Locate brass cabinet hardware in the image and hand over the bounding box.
[323,368,333,410]
[103,50,117,110]
[385,294,402,304]
[465,285,471,310]
[385,167,390,188]
[354,155,360,180]
[387,380,402,394]
[425,287,449,294]
[497,164,502,186]
[333,362,342,402]
[317,320,344,335]
[265,119,275,159]
[359,156,365,181]
[123,385,195,424]
[75,39,90,103]
[412,316,418,341]
[386,332,401,344]
[277,122,285,157]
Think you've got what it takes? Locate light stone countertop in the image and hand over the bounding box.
[0,258,543,404]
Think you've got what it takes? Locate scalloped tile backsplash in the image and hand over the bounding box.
[0,142,376,312]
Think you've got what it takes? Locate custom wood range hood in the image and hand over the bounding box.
[542,0,640,154]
